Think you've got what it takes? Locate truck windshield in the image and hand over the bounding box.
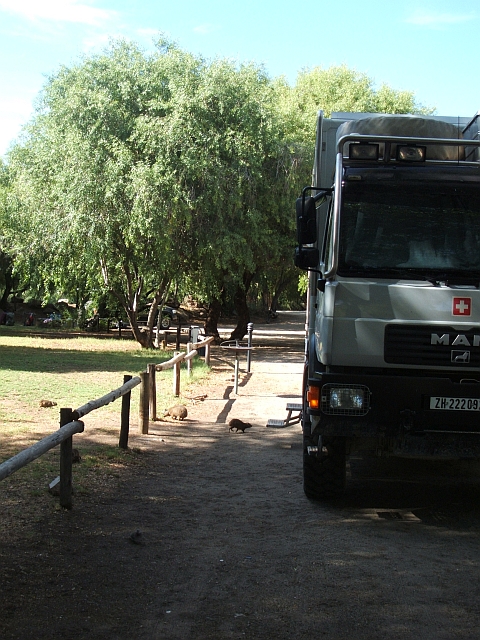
[338,177,480,280]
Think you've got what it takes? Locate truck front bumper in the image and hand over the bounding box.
[308,371,480,458]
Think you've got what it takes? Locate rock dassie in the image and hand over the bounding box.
[164,405,188,420]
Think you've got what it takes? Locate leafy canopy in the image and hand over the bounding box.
[5,41,432,342]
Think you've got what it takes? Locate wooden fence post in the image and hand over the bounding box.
[148,363,157,420]
[173,351,181,396]
[139,371,149,434]
[119,374,132,449]
[59,407,74,509]
[204,340,211,366]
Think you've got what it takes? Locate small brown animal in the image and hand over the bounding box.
[39,399,57,408]
[72,448,81,463]
[164,405,188,420]
[229,419,252,433]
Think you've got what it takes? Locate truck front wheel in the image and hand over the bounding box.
[303,436,347,500]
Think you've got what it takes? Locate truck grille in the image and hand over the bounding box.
[384,324,480,367]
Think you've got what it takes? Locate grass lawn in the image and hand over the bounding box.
[0,329,209,460]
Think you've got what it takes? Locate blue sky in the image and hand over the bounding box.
[0,0,479,157]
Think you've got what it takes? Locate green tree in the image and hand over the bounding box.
[8,44,433,342]
[0,159,17,309]
[290,65,434,145]
[9,39,308,344]
[9,39,205,347]
[149,57,308,339]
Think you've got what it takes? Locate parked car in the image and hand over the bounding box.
[114,307,177,330]
[157,306,177,329]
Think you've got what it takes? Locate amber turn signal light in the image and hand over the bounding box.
[307,385,320,410]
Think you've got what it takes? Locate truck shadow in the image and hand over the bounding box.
[336,455,480,529]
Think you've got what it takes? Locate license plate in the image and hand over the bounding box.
[430,397,480,411]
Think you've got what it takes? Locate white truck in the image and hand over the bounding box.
[295,111,480,499]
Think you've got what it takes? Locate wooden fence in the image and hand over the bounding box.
[0,335,214,509]
[0,376,141,509]
[139,336,215,434]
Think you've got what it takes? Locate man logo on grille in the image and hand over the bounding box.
[431,334,480,347]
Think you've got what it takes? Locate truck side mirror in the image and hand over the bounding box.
[296,196,317,245]
[294,247,319,270]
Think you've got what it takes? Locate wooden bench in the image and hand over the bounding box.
[266,403,302,428]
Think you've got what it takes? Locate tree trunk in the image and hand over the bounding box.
[0,260,14,309]
[229,273,254,341]
[272,268,297,311]
[204,298,221,341]
[0,284,11,310]
[269,279,290,316]
[129,317,154,349]
[109,272,170,349]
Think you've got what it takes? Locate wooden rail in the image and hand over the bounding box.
[0,420,85,483]
[73,376,141,419]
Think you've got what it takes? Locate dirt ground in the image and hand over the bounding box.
[2,311,480,639]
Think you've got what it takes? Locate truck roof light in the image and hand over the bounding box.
[349,143,379,161]
[396,145,426,162]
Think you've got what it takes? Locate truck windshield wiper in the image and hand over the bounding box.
[341,265,480,288]
[339,264,441,284]
[384,269,442,285]
[389,269,480,288]
[442,272,480,288]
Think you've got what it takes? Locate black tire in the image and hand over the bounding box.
[303,436,347,500]
[160,315,171,329]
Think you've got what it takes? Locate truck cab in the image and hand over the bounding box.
[296,112,480,499]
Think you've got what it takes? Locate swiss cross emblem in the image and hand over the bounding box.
[452,297,471,316]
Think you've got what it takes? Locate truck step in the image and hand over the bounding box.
[285,403,302,411]
[266,419,289,428]
[266,402,303,428]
